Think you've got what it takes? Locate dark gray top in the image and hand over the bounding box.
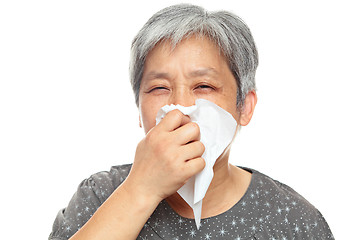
[49,164,334,239]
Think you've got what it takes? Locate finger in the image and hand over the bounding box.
[183,157,206,179]
[172,121,200,144]
[179,141,205,160]
[157,109,191,132]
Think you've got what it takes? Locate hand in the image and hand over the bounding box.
[126,109,206,202]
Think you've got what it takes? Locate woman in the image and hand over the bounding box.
[49,4,333,239]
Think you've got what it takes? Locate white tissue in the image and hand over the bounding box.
[155,99,237,229]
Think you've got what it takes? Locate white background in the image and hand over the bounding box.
[0,0,359,239]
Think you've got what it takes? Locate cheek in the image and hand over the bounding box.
[139,102,164,133]
[222,103,241,124]
[233,107,242,125]
[214,90,240,122]
[140,109,155,133]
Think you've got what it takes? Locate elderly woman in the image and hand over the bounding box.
[49,4,333,240]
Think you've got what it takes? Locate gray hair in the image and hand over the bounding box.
[130,4,258,107]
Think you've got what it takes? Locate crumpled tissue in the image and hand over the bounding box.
[155,98,237,229]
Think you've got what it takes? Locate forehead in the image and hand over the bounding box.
[143,36,231,76]
[159,34,222,51]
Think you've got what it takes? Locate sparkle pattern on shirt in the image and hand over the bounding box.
[49,164,334,239]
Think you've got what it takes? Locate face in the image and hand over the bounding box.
[139,36,241,133]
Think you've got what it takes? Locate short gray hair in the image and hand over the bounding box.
[130,4,258,107]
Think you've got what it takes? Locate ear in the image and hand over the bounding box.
[139,115,142,128]
[239,90,257,126]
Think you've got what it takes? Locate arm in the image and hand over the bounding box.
[68,110,205,240]
[69,179,160,240]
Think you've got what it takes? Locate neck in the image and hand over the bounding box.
[200,151,237,217]
[165,149,251,219]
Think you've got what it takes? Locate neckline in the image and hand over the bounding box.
[162,166,257,221]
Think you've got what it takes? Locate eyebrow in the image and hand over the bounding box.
[144,67,219,81]
[188,67,219,78]
[144,71,171,81]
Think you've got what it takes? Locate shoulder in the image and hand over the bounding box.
[90,164,132,184]
[88,164,132,197]
[80,164,133,202]
[49,164,133,240]
[249,168,312,206]
[241,167,334,239]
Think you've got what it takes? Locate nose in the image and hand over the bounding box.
[169,88,196,107]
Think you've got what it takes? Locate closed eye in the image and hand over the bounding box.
[195,84,215,90]
[146,86,169,93]
[153,86,168,90]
